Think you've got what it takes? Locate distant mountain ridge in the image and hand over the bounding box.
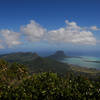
[0,51,71,74]
[0,51,100,78]
[0,52,39,63]
[47,50,68,60]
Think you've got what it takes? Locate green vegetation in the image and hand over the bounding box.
[23,57,71,75]
[1,52,100,80]
[0,59,100,100]
[0,52,39,63]
[0,52,71,75]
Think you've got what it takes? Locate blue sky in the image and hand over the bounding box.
[0,0,100,56]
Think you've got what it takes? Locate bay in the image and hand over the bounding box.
[61,56,100,70]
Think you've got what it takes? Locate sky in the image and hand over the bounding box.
[0,0,100,56]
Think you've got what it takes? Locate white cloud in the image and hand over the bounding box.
[47,20,96,45]
[0,45,4,49]
[20,20,97,45]
[90,26,100,31]
[0,29,21,47]
[21,20,46,42]
[0,19,98,49]
[0,40,4,49]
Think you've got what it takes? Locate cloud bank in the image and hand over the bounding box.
[90,26,100,31]
[21,20,97,45]
[0,30,21,48]
[47,20,96,45]
[0,19,99,49]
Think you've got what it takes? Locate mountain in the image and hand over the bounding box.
[0,51,99,78]
[0,52,39,63]
[23,57,71,74]
[0,60,100,100]
[47,50,68,60]
[0,52,71,75]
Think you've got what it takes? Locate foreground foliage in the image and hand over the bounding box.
[0,59,100,100]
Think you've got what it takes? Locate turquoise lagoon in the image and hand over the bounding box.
[61,56,100,69]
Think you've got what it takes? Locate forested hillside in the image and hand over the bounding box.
[0,52,71,75]
[0,52,100,79]
[0,59,100,100]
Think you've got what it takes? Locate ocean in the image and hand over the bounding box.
[61,56,100,70]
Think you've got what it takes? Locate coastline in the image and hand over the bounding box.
[68,63,100,75]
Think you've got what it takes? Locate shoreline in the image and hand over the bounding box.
[68,64,100,74]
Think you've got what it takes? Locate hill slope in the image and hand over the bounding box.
[23,57,71,74]
[0,52,71,75]
[0,60,100,100]
[0,52,39,63]
[0,52,100,78]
